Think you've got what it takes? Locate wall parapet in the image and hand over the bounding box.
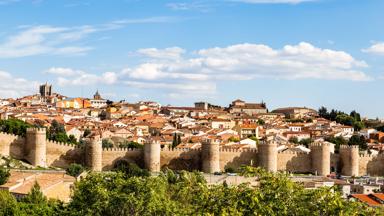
[278,151,310,155]
[0,131,22,139]
[26,127,46,133]
[359,153,378,158]
[220,148,257,153]
[161,147,199,152]
[102,147,143,152]
[310,142,332,149]
[46,140,77,148]
[339,145,359,150]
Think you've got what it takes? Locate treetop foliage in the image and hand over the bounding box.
[318,107,365,131]
[0,167,10,185]
[2,166,380,215]
[0,118,31,136]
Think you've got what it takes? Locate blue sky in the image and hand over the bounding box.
[0,0,383,118]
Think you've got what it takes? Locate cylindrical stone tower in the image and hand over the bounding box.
[144,139,161,172]
[25,128,47,167]
[258,140,277,172]
[85,136,102,172]
[310,142,331,176]
[201,138,220,173]
[339,145,359,176]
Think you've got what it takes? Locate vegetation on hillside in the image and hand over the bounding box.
[47,120,77,145]
[0,118,31,136]
[318,107,365,131]
[325,135,368,152]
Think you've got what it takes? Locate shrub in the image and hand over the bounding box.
[0,167,10,185]
[66,163,85,177]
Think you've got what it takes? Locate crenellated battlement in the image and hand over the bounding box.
[89,135,102,142]
[278,150,310,155]
[0,131,22,139]
[102,147,143,152]
[220,148,257,153]
[161,147,197,152]
[309,142,332,149]
[4,127,384,175]
[339,145,359,150]
[26,127,46,133]
[360,153,376,158]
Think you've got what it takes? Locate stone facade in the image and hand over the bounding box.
[258,141,277,172]
[144,140,161,172]
[85,137,102,172]
[1,128,384,176]
[339,145,359,176]
[310,142,331,176]
[25,128,47,167]
[201,139,220,173]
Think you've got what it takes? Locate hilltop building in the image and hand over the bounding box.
[90,90,107,108]
[228,99,267,115]
[39,83,52,98]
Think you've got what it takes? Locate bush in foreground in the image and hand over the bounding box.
[0,166,382,215]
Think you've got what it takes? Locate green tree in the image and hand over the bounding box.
[0,190,18,216]
[22,182,47,204]
[318,106,328,119]
[68,135,77,144]
[118,141,143,149]
[172,133,181,148]
[228,136,240,142]
[102,139,114,148]
[325,136,348,153]
[0,118,32,136]
[289,136,299,144]
[83,129,92,138]
[66,163,85,177]
[47,120,72,143]
[114,161,150,178]
[298,138,313,147]
[349,135,368,151]
[257,119,265,125]
[350,110,361,122]
[0,167,10,185]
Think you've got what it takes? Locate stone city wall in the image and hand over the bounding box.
[359,153,384,176]
[0,132,25,159]
[102,148,143,171]
[277,151,311,173]
[46,140,83,168]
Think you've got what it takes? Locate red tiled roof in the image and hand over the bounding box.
[351,194,382,206]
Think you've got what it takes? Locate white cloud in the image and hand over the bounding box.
[0,17,176,58]
[137,47,185,59]
[56,71,118,86]
[126,42,370,82]
[122,63,208,81]
[47,42,370,98]
[0,25,91,58]
[362,42,384,55]
[166,2,211,12]
[231,0,316,4]
[45,67,86,76]
[0,70,38,98]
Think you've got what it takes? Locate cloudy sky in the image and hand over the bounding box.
[0,0,383,117]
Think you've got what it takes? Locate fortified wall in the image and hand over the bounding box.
[1,128,384,176]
